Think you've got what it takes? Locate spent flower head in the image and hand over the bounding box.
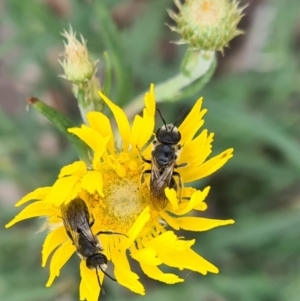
[6,85,234,301]
[60,27,96,84]
[168,0,245,52]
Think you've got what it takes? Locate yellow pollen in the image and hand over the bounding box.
[91,156,152,233]
[107,178,142,220]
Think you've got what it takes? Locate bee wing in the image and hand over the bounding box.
[61,198,96,243]
[151,160,175,192]
[151,157,161,183]
[61,202,80,243]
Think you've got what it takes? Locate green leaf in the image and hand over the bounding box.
[27,97,90,163]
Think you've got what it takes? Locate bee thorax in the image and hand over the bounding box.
[152,144,176,166]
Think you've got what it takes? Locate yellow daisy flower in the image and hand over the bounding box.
[5,84,234,301]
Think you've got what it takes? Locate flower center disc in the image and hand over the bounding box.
[91,166,151,233]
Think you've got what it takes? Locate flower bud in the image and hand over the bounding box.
[60,27,95,84]
[168,0,245,52]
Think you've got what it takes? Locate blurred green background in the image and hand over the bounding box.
[1,0,300,300]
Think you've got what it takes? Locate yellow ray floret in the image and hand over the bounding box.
[86,111,115,154]
[99,91,131,151]
[42,226,68,267]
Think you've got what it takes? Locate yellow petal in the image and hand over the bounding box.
[130,85,156,154]
[182,187,198,198]
[110,241,130,268]
[177,200,207,211]
[44,176,81,206]
[159,211,180,230]
[177,217,235,231]
[130,115,154,151]
[106,155,127,177]
[183,148,234,183]
[160,248,218,275]
[58,161,86,178]
[5,201,57,228]
[92,136,110,169]
[122,207,150,249]
[46,240,75,287]
[99,91,131,151]
[79,279,94,301]
[15,187,51,207]
[140,264,183,284]
[178,130,214,168]
[69,126,108,154]
[98,235,110,261]
[42,226,68,267]
[178,98,207,145]
[130,115,143,149]
[115,165,126,177]
[184,248,219,274]
[165,188,178,210]
[86,111,115,155]
[131,247,162,266]
[194,202,208,211]
[180,149,213,182]
[81,171,103,197]
[145,231,178,250]
[128,159,138,171]
[173,187,210,215]
[115,266,145,295]
[145,231,194,253]
[79,260,102,301]
[179,133,214,182]
[111,248,145,295]
[144,84,156,118]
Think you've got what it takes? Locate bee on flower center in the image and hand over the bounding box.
[60,198,126,295]
[140,109,187,209]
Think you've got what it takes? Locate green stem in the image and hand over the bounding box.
[75,86,96,124]
[125,50,216,118]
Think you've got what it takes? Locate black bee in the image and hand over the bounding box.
[140,109,187,209]
[60,198,125,295]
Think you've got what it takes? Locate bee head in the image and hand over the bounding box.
[86,253,108,271]
[155,108,183,145]
[156,125,181,145]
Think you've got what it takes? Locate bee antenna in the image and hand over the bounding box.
[96,267,105,295]
[156,108,167,128]
[172,108,188,131]
[100,267,117,282]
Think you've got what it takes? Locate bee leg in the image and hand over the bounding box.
[100,268,117,281]
[95,267,105,296]
[96,230,128,238]
[172,171,183,203]
[172,171,183,187]
[175,162,187,168]
[141,169,151,184]
[141,156,151,164]
[89,218,95,228]
[136,147,151,163]
[65,230,73,241]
